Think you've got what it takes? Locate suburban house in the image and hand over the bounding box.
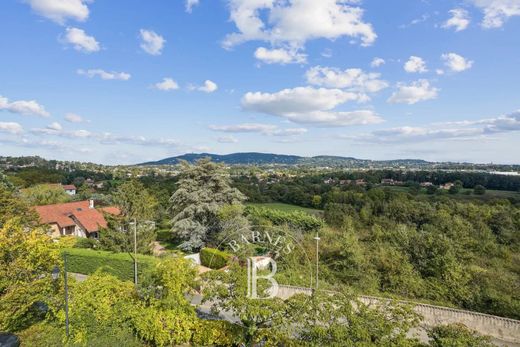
[440,182,455,190]
[62,184,77,195]
[34,199,120,239]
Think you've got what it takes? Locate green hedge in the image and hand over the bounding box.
[200,248,231,269]
[63,248,157,282]
[245,206,324,233]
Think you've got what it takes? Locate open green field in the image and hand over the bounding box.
[247,202,322,215]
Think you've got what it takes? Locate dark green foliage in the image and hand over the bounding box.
[170,159,246,251]
[64,248,157,282]
[74,237,96,249]
[99,214,156,255]
[320,188,520,319]
[474,185,486,195]
[245,205,324,232]
[200,247,232,269]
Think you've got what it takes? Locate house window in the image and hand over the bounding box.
[90,232,99,239]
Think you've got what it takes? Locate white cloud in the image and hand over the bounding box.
[47,122,63,131]
[272,127,308,136]
[370,57,385,68]
[441,53,474,72]
[243,87,365,115]
[209,123,277,133]
[153,78,179,91]
[388,79,439,104]
[0,95,50,117]
[62,27,100,52]
[469,0,520,28]
[223,0,376,49]
[305,66,388,93]
[404,56,428,73]
[442,8,471,31]
[186,0,200,12]
[30,125,181,148]
[65,112,84,123]
[242,86,381,126]
[139,29,165,55]
[349,110,520,144]
[483,110,520,132]
[77,69,131,80]
[191,80,218,93]
[0,122,23,134]
[209,123,308,136]
[217,136,239,143]
[254,46,306,64]
[349,126,483,143]
[25,0,90,24]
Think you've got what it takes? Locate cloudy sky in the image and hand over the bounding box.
[1,0,519,164]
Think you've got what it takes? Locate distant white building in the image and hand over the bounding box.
[62,184,77,195]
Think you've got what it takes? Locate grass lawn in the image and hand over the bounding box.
[247,202,322,215]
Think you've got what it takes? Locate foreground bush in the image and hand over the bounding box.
[200,247,232,269]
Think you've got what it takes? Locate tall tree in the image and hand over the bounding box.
[112,179,158,221]
[170,159,246,251]
[100,180,158,254]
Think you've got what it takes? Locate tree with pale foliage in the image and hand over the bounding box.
[170,158,246,251]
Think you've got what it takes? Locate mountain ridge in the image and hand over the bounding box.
[138,152,432,167]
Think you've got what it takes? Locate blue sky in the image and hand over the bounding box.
[1,0,519,164]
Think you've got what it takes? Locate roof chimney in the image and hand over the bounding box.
[89,199,94,209]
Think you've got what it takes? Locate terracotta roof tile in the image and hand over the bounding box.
[33,200,119,234]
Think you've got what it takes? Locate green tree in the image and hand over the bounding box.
[112,179,158,221]
[0,219,61,331]
[426,185,438,195]
[293,289,421,346]
[201,263,297,345]
[311,194,322,208]
[0,180,37,228]
[427,324,493,347]
[100,180,159,254]
[99,215,156,254]
[170,159,246,251]
[20,184,71,206]
[473,185,486,195]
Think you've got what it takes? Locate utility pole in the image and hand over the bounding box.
[64,252,70,337]
[314,232,320,290]
[133,218,138,286]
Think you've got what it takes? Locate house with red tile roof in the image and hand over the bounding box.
[34,199,120,238]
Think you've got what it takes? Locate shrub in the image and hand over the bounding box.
[200,248,232,269]
[245,206,324,233]
[427,323,493,347]
[192,320,243,346]
[74,237,95,249]
[63,248,157,282]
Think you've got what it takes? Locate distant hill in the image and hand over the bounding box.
[138,152,432,167]
[139,152,302,165]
